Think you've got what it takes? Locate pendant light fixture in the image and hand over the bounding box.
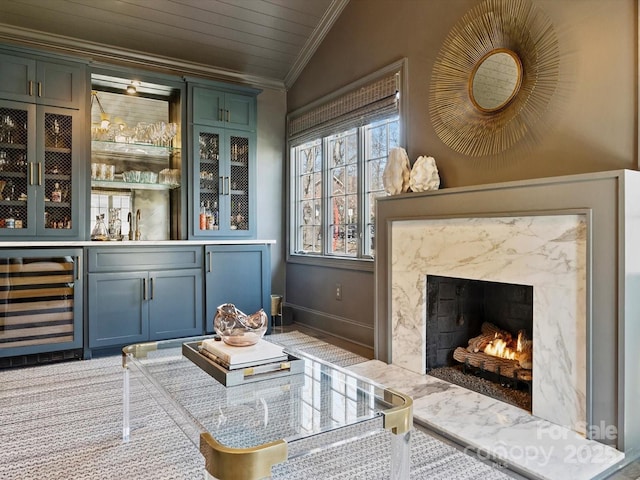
[126,81,139,95]
[90,90,110,130]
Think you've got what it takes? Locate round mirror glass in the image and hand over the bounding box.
[470,49,522,112]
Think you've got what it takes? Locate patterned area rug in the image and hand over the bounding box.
[268,330,369,367]
[0,331,514,479]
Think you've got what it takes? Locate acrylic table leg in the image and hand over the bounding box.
[390,428,411,480]
[122,365,130,442]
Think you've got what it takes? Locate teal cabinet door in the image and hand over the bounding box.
[86,246,204,352]
[0,51,85,109]
[0,100,36,235]
[189,82,258,240]
[192,87,225,127]
[149,268,203,340]
[35,60,85,109]
[36,106,82,237]
[204,244,270,334]
[224,92,255,131]
[191,86,256,131]
[0,102,82,238]
[0,53,36,103]
[191,126,256,238]
[87,272,148,348]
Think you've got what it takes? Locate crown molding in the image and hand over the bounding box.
[0,23,286,91]
[284,0,351,90]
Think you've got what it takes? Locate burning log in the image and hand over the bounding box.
[456,322,533,380]
[453,347,533,382]
[467,322,512,353]
[516,332,533,369]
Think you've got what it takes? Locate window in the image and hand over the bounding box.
[292,117,399,258]
[295,140,322,255]
[363,118,400,255]
[90,191,131,237]
[288,60,405,261]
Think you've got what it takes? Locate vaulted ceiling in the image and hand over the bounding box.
[0,0,349,89]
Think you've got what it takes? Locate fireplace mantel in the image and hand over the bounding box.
[375,169,640,454]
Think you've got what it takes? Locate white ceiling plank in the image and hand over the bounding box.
[108,0,309,53]
[0,0,348,87]
[39,0,302,61]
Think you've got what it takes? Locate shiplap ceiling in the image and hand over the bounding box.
[0,0,349,89]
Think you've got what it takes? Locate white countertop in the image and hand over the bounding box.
[0,239,276,247]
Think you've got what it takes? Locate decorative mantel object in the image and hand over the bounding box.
[428,0,560,157]
[213,303,268,346]
[409,155,440,192]
[382,147,411,195]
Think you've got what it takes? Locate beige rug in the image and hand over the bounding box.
[0,331,515,479]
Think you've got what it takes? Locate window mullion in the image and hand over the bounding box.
[321,136,330,256]
[293,147,301,253]
[291,147,299,253]
[357,127,365,258]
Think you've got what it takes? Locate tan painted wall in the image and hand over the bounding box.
[285,0,637,347]
[288,0,637,187]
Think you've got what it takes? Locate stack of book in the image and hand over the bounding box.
[200,338,288,370]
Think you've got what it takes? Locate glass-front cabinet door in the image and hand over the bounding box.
[40,108,77,234]
[196,128,221,232]
[193,125,254,237]
[0,102,33,233]
[228,132,250,232]
[0,100,79,237]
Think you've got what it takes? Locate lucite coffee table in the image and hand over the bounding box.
[122,336,413,480]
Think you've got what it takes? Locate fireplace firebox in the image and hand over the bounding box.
[426,275,533,410]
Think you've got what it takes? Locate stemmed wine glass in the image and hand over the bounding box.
[47,118,61,147]
[1,116,15,144]
[163,122,177,147]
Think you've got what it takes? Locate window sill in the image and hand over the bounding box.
[286,253,374,272]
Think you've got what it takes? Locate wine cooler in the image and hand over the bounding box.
[0,249,83,366]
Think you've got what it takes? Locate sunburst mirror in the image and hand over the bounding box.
[429,0,560,157]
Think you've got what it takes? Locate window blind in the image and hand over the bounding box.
[288,67,400,145]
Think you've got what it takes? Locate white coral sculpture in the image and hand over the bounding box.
[409,155,440,192]
[382,147,411,195]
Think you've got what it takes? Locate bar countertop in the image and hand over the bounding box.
[0,239,276,248]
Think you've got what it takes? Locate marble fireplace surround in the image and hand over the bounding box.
[392,213,587,432]
[373,170,640,477]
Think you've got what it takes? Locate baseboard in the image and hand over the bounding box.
[285,303,374,351]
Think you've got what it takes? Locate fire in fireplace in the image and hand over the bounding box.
[426,275,533,411]
[453,322,532,381]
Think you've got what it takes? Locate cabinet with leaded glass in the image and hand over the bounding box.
[0,100,82,237]
[188,82,258,239]
[192,125,255,237]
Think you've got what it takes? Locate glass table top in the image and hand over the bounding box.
[122,335,412,480]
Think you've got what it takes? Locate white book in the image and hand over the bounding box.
[201,338,286,367]
[199,348,290,370]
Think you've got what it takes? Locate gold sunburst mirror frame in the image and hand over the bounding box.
[429,0,560,157]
